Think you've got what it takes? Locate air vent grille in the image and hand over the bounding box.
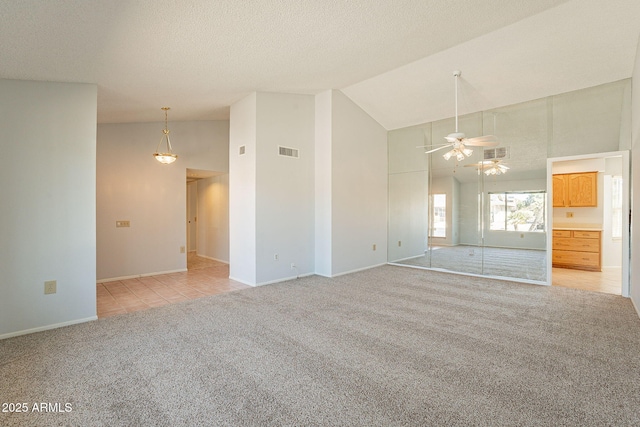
[278,146,299,158]
[484,146,509,160]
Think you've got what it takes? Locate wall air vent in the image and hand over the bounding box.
[278,146,299,158]
[239,145,246,155]
[484,146,509,160]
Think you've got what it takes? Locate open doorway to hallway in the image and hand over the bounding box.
[186,168,230,271]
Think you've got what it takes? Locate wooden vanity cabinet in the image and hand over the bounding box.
[552,229,601,271]
[552,172,597,207]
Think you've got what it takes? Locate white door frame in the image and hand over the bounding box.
[546,150,630,297]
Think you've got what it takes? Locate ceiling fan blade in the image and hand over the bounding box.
[464,135,499,147]
[425,144,452,154]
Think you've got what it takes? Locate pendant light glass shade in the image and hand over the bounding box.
[154,107,178,164]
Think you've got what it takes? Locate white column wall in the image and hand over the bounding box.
[315,90,333,276]
[255,93,315,284]
[229,93,258,285]
[0,79,97,338]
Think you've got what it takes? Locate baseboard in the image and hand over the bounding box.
[256,273,314,286]
[230,272,315,287]
[631,295,640,319]
[228,276,256,287]
[0,316,98,340]
[97,269,188,284]
[387,262,549,286]
[330,263,388,278]
[195,253,229,264]
[389,254,427,263]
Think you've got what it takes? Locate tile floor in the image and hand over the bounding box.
[552,266,622,295]
[97,254,249,318]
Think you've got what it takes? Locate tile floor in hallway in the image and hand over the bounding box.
[97,255,248,318]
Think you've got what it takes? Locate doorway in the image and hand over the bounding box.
[185,168,230,271]
[547,151,630,296]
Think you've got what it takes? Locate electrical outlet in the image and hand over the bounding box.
[180,246,185,253]
[373,244,376,251]
[44,280,57,295]
[398,240,402,247]
[274,253,279,260]
[290,263,296,269]
[520,233,524,238]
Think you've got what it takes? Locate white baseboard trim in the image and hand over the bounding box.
[256,273,315,286]
[228,276,256,287]
[97,269,188,284]
[387,262,549,286]
[330,262,388,278]
[389,254,426,263]
[230,273,315,287]
[631,295,640,319]
[196,253,229,264]
[0,316,98,340]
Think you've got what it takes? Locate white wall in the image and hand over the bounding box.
[255,93,315,284]
[97,120,229,281]
[631,36,640,313]
[387,126,429,262]
[0,79,97,338]
[331,90,388,275]
[229,93,257,285]
[315,91,333,276]
[196,174,229,263]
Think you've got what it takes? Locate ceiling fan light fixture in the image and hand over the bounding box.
[484,163,509,176]
[154,107,178,164]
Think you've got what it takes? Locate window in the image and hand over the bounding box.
[431,194,446,238]
[611,175,622,239]
[489,191,545,232]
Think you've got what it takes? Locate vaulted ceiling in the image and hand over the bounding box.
[1,0,638,129]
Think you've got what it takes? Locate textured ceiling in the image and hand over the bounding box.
[1,0,638,128]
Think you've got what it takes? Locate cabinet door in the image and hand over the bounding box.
[568,172,597,207]
[552,175,567,207]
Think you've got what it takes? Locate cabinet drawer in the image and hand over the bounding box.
[552,250,600,268]
[552,237,600,252]
[572,230,600,239]
[552,230,571,238]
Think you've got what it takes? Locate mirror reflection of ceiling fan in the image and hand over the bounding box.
[421,70,499,161]
[464,159,510,175]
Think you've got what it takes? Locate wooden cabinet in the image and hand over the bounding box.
[552,229,601,271]
[552,172,597,207]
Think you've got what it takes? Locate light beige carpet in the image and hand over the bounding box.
[398,245,547,282]
[1,265,639,426]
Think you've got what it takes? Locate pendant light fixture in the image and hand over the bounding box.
[153,107,178,164]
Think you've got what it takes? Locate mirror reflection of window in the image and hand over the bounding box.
[489,192,546,232]
[431,194,446,238]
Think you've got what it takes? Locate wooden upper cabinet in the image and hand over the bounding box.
[552,175,568,207]
[567,172,597,206]
[552,172,597,207]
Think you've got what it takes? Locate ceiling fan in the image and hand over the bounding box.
[422,70,499,161]
[464,159,509,176]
